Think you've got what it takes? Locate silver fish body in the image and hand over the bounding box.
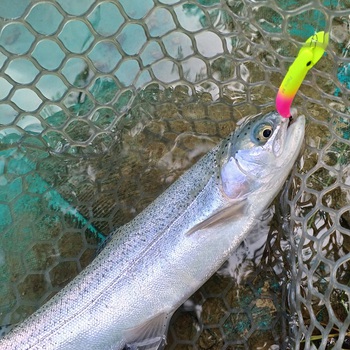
[0,112,305,350]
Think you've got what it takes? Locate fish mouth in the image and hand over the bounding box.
[284,114,306,156]
[286,114,305,131]
[286,114,302,127]
[270,113,305,159]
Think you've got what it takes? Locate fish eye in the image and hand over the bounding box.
[262,128,272,138]
[254,124,273,143]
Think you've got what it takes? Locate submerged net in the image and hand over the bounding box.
[0,0,349,348]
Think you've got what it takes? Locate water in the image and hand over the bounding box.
[0,0,350,348]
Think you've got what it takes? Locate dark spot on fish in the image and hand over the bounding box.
[306,61,312,66]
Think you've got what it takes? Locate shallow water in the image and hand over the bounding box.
[0,0,350,348]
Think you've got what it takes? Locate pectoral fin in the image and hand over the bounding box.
[187,199,247,235]
[124,312,172,350]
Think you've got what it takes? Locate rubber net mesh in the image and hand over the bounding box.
[0,0,349,349]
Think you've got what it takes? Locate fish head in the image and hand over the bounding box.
[219,111,305,199]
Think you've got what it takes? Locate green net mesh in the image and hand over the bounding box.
[0,0,350,348]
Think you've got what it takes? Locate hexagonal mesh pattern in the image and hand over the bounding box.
[0,0,349,348]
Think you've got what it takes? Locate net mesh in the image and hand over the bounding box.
[0,0,349,348]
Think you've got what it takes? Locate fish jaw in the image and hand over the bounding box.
[281,114,305,166]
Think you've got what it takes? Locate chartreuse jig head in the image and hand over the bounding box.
[276,31,329,118]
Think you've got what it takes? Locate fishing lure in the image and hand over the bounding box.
[276,31,329,118]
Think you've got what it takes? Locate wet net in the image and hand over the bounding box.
[0,0,349,349]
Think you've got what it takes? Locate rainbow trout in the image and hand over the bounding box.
[0,111,305,349]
